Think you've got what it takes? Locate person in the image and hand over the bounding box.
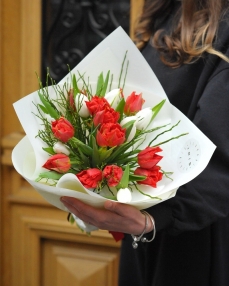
[60,0,229,285]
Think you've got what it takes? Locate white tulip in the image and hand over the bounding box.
[53,141,70,155]
[120,116,137,142]
[135,108,153,130]
[75,93,90,117]
[105,88,123,109]
[117,188,132,203]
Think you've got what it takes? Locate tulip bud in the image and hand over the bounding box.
[105,88,123,109]
[117,188,132,203]
[75,93,90,117]
[135,108,154,130]
[120,116,137,142]
[42,154,71,173]
[53,141,70,156]
[51,117,74,143]
[124,92,145,116]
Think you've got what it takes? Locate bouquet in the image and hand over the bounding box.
[33,55,188,204]
[12,27,216,233]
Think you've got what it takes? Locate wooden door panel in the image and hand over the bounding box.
[10,200,120,286]
[42,241,119,286]
[0,1,144,285]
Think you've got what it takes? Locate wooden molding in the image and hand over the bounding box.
[20,0,41,96]
[0,0,41,137]
[130,0,144,39]
[11,205,120,286]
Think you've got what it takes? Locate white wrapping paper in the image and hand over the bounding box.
[12,27,216,212]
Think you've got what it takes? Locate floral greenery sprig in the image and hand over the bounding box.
[33,54,188,203]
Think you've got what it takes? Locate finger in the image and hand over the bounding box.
[104,200,140,218]
[60,197,118,229]
[60,197,97,223]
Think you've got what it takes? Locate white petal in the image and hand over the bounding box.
[120,115,137,126]
[117,188,132,203]
[120,116,137,142]
[75,93,90,117]
[53,142,70,155]
[105,88,122,109]
[135,108,153,130]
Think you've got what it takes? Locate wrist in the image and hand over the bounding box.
[131,211,156,249]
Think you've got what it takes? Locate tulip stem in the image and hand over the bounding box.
[118,50,128,88]
[133,183,162,200]
[161,170,173,181]
[148,121,181,146]
[152,133,189,147]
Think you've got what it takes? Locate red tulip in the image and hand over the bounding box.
[103,165,123,187]
[93,106,120,126]
[138,146,163,169]
[86,96,109,116]
[42,154,71,173]
[134,166,163,188]
[51,117,74,143]
[96,123,126,147]
[76,168,103,188]
[124,92,145,116]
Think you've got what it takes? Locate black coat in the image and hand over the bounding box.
[119,7,229,286]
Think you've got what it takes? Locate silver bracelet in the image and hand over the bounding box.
[131,211,156,249]
[141,212,156,243]
[131,211,148,249]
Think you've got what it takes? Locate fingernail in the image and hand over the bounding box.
[60,197,69,203]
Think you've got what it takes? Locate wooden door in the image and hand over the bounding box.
[0,1,144,285]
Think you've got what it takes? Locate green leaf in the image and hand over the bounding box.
[38,91,59,119]
[42,147,55,155]
[117,164,130,189]
[104,137,143,164]
[129,174,146,182]
[100,70,110,97]
[89,124,100,148]
[116,98,125,122]
[91,135,100,167]
[115,156,137,165]
[151,99,166,121]
[38,104,48,114]
[70,137,93,156]
[96,72,104,96]
[38,171,63,180]
[99,147,115,162]
[77,149,90,167]
[114,149,140,161]
[72,74,80,96]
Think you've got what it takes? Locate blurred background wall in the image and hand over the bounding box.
[0,1,143,285]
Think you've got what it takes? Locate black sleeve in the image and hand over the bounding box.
[146,64,229,236]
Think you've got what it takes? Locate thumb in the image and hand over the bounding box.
[104,200,119,212]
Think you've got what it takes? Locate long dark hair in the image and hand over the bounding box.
[134,0,229,67]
